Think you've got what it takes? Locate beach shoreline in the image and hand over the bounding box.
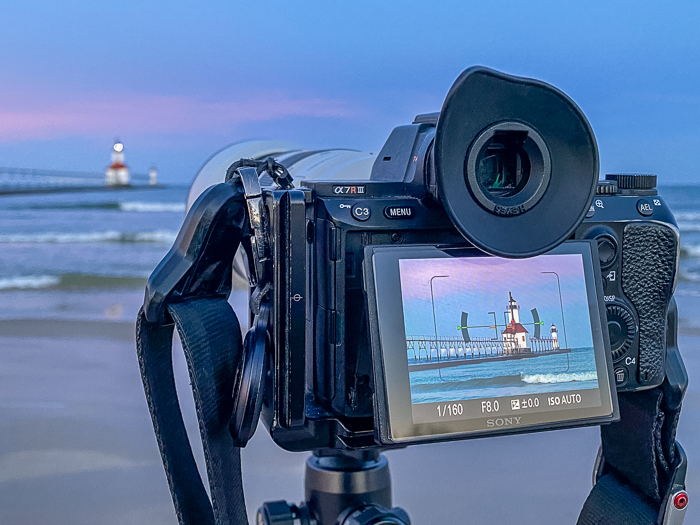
[0,283,698,523]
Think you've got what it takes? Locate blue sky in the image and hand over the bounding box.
[399,255,595,349]
[1,1,699,184]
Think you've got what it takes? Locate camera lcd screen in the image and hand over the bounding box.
[367,242,617,443]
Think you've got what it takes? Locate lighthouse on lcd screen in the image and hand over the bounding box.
[105,141,130,186]
[502,292,531,353]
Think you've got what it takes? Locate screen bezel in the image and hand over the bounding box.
[365,241,618,444]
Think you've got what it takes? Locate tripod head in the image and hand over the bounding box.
[257,450,410,525]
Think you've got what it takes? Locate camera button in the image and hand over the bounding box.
[384,206,415,219]
[614,367,628,386]
[636,198,654,217]
[351,204,371,221]
[596,236,617,267]
[585,205,595,219]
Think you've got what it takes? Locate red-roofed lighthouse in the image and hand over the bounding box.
[105,141,130,186]
[502,292,531,354]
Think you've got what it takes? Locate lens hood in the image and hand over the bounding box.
[434,66,599,258]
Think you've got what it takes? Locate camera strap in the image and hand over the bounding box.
[578,390,685,524]
[136,178,253,524]
[137,298,248,525]
[137,161,293,525]
[578,314,688,525]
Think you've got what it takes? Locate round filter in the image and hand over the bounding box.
[434,67,599,258]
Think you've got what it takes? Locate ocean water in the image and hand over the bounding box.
[410,347,599,403]
[663,185,700,284]
[0,183,698,301]
[0,186,188,292]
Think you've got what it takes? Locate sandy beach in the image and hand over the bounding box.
[0,285,697,524]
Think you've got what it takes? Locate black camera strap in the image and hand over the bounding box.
[136,175,253,524]
[578,312,688,525]
[578,389,686,524]
[137,299,248,525]
[137,161,293,525]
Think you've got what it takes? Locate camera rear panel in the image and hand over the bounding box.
[575,178,679,392]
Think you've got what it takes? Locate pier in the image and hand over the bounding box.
[406,335,571,372]
[0,167,158,196]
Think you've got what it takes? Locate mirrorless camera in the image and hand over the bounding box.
[143,66,686,525]
[182,67,677,453]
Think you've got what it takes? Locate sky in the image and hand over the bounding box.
[399,254,595,349]
[1,1,700,184]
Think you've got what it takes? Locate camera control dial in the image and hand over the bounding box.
[606,304,636,362]
[595,181,618,195]
[605,173,657,190]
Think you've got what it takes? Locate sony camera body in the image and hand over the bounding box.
[260,150,678,453]
[237,68,675,453]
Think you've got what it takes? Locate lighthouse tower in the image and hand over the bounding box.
[105,141,130,186]
[501,292,530,354]
[507,291,520,323]
[551,324,559,350]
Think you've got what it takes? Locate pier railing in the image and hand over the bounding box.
[0,167,151,195]
[406,335,561,362]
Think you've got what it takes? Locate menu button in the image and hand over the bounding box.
[384,206,415,219]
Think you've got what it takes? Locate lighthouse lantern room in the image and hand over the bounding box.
[105,141,130,186]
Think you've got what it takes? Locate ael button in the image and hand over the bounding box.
[637,198,654,217]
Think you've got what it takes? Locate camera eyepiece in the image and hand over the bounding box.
[466,121,550,214]
[434,66,599,258]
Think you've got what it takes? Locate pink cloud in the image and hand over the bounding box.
[0,91,359,141]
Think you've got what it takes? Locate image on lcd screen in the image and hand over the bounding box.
[399,254,600,415]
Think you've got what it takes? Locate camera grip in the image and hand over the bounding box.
[621,224,678,387]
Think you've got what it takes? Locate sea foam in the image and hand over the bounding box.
[120,202,186,213]
[0,230,178,244]
[0,275,61,290]
[521,371,598,384]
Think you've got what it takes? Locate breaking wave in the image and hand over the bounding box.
[23,201,185,213]
[674,211,700,222]
[0,275,61,291]
[0,230,178,244]
[0,273,147,291]
[119,202,186,212]
[411,374,524,392]
[681,243,700,259]
[521,371,598,384]
[410,371,598,392]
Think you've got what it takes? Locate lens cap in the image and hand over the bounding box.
[434,67,599,258]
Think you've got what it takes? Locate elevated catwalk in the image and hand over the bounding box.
[407,335,571,372]
[0,167,157,195]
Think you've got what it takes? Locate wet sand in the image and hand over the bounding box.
[0,287,698,524]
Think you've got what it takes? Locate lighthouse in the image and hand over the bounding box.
[105,141,130,186]
[501,292,530,354]
[551,323,559,350]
